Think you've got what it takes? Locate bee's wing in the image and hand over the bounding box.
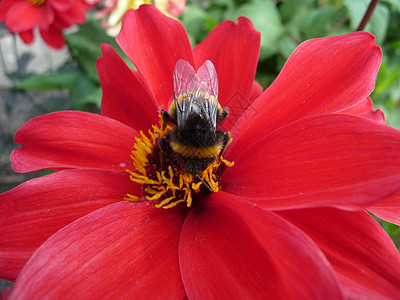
[173,59,196,127]
[173,59,219,128]
[192,60,219,129]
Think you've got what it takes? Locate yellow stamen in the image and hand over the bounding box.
[192,181,202,191]
[125,115,233,209]
[155,196,176,208]
[27,0,46,5]
[144,187,160,195]
[160,167,180,190]
[220,156,235,167]
[185,188,193,207]
[124,194,139,202]
[162,198,186,209]
[146,191,166,201]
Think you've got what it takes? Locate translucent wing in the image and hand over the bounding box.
[173,59,196,127]
[192,60,219,129]
[173,59,219,129]
[192,60,219,98]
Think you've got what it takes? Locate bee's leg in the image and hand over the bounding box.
[159,135,167,152]
[160,109,170,129]
[161,109,176,129]
[216,108,228,124]
[158,134,169,170]
[196,174,213,192]
[216,130,231,161]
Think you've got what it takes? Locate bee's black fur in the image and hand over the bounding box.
[174,114,216,148]
[159,107,229,175]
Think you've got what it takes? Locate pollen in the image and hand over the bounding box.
[124,116,233,209]
[27,0,46,5]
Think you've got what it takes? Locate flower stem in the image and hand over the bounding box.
[11,34,24,80]
[357,0,380,31]
[0,37,13,81]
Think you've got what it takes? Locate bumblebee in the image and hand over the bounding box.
[159,59,230,175]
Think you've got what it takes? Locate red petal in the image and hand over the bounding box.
[337,97,385,123]
[368,190,400,225]
[97,44,159,131]
[6,2,54,31]
[0,0,21,21]
[232,32,382,146]
[39,24,65,49]
[223,114,400,210]
[52,0,86,27]
[116,5,195,109]
[18,30,35,44]
[11,111,137,173]
[10,202,186,299]
[180,193,343,299]
[278,208,400,299]
[193,17,260,130]
[0,169,137,281]
[47,0,73,11]
[249,80,263,102]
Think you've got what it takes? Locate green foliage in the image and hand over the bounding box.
[70,73,103,109]
[344,0,389,43]
[378,218,400,249]
[65,15,130,84]
[228,0,283,60]
[371,6,400,128]
[11,14,130,111]
[13,72,79,91]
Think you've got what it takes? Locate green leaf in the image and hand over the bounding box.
[65,14,131,83]
[345,0,369,29]
[71,87,103,110]
[304,4,337,39]
[376,104,400,129]
[382,0,400,12]
[181,5,215,45]
[375,60,400,95]
[344,0,390,43]
[13,72,78,91]
[277,36,297,59]
[278,0,314,22]
[367,4,390,43]
[70,72,101,109]
[228,0,282,60]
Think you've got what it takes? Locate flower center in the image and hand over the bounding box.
[125,116,233,209]
[27,0,46,5]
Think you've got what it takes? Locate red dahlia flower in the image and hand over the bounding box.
[0,0,98,49]
[2,5,400,299]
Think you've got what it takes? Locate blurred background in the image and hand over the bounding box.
[0,0,399,249]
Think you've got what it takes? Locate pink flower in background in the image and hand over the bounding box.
[0,0,99,49]
[95,0,186,36]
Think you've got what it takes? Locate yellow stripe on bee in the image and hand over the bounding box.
[169,92,220,115]
[170,141,222,159]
